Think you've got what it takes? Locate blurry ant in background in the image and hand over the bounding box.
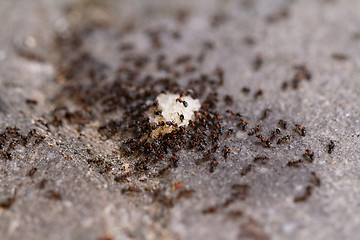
[328,140,335,154]
[295,124,306,136]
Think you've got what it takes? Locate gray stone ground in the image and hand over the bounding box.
[0,0,359,240]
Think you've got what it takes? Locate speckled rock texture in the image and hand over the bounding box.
[0,0,359,240]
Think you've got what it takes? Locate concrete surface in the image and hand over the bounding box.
[0,0,359,240]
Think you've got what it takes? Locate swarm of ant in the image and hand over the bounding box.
[0,126,45,161]
[48,19,329,205]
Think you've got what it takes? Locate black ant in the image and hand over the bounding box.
[287,159,303,167]
[37,119,49,129]
[238,119,247,131]
[281,81,288,91]
[294,65,312,81]
[48,190,62,200]
[210,159,218,173]
[260,108,271,120]
[269,128,281,142]
[114,173,131,182]
[1,151,11,160]
[211,132,219,142]
[202,206,218,214]
[28,167,38,177]
[310,172,321,187]
[176,98,184,104]
[248,125,260,136]
[252,54,263,71]
[253,156,269,164]
[34,136,45,144]
[328,140,335,154]
[291,73,302,89]
[223,95,233,106]
[28,129,37,137]
[0,190,17,209]
[294,186,313,202]
[7,141,17,152]
[240,164,252,176]
[241,87,250,95]
[279,119,287,129]
[254,90,263,100]
[26,99,38,105]
[277,135,291,144]
[303,149,314,162]
[295,124,306,136]
[256,135,271,147]
[194,111,199,119]
[223,146,231,158]
[216,67,224,85]
[227,110,241,117]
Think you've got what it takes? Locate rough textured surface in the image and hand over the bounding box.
[0,0,359,240]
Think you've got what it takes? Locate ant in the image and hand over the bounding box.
[256,135,271,147]
[194,111,199,119]
[254,90,263,100]
[154,110,162,115]
[328,140,335,154]
[28,167,37,177]
[295,124,306,136]
[210,159,218,173]
[26,99,38,105]
[223,146,231,158]
[176,98,187,108]
[114,173,131,182]
[241,87,250,95]
[287,159,303,167]
[294,186,313,202]
[277,135,291,144]
[211,132,219,142]
[294,65,312,81]
[48,190,62,200]
[216,67,224,85]
[34,136,45,144]
[281,81,288,91]
[7,141,17,152]
[310,172,321,187]
[303,149,314,162]
[248,125,260,136]
[269,128,281,142]
[227,110,241,117]
[240,164,252,176]
[252,54,263,71]
[260,108,271,120]
[28,129,37,137]
[37,119,49,129]
[202,206,217,214]
[291,73,302,89]
[238,119,247,131]
[279,119,287,129]
[253,156,269,164]
[1,151,11,159]
[224,95,233,106]
[226,129,233,136]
